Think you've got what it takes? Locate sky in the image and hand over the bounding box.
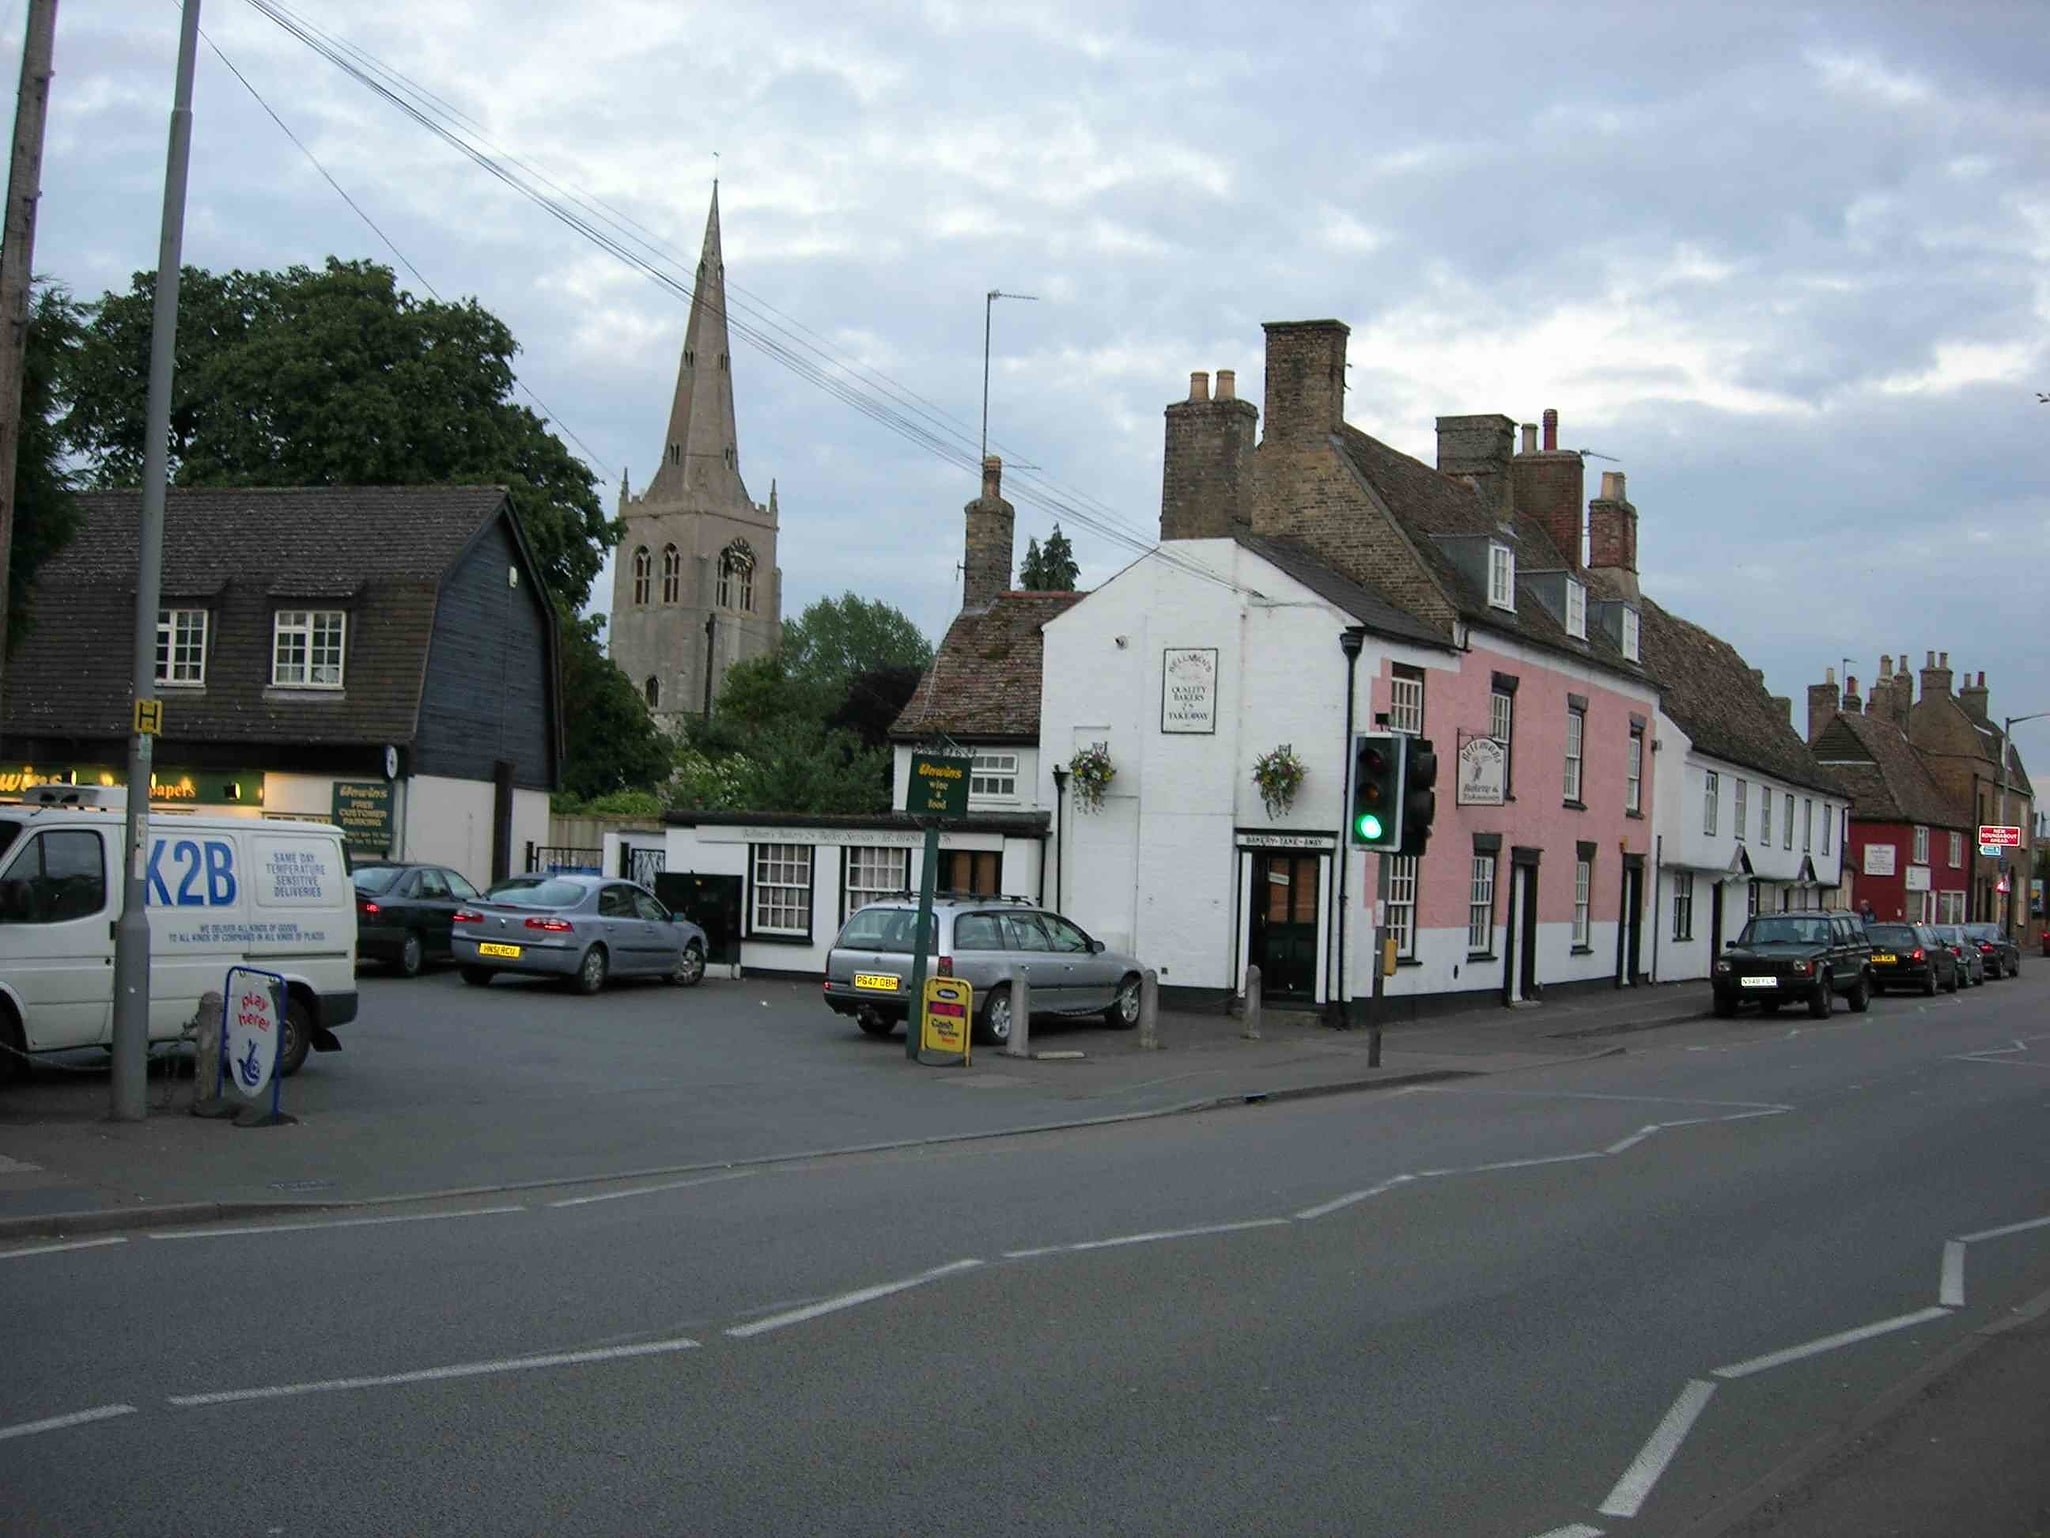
[18,0,2050,777]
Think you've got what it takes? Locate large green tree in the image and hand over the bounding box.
[557,617,674,803]
[6,286,85,655]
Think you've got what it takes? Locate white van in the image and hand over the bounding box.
[0,788,357,1077]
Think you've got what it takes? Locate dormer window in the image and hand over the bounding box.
[1621,606,1641,662]
[1487,543,1515,610]
[1565,579,1586,640]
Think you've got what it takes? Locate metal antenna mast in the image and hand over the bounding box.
[980,289,1037,464]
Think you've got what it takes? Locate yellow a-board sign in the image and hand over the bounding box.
[920,976,973,1065]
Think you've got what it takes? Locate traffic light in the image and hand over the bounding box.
[1350,731,1404,850]
[1400,736,1439,856]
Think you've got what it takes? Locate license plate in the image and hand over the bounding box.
[1873,953,1896,964]
[852,972,899,992]
[478,942,523,959]
[1739,975,1777,988]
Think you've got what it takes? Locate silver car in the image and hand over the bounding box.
[822,896,1144,1045]
[453,874,709,993]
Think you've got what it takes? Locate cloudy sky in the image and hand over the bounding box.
[20,1,2050,771]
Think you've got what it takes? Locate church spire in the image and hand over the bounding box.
[646,183,746,506]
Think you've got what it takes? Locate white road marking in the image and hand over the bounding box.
[0,1403,137,1441]
[1531,1525,1605,1538]
[1956,1213,2050,1244]
[0,1153,41,1173]
[1296,1175,1414,1222]
[1469,1152,1607,1175]
[1596,1378,1717,1518]
[148,1205,524,1241]
[1712,1306,1953,1380]
[725,1259,984,1338]
[168,1336,700,1407]
[1940,1241,1966,1308]
[1604,1126,1661,1155]
[0,1235,128,1261]
[1950,1054,2050,1070]
[547,1170,753,1208]
[1004,1218,1291,1260]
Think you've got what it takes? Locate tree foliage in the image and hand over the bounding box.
[6,286,85,655]
[557,616,674,804]
[60,258,616,612]
[1019,524,1079,591]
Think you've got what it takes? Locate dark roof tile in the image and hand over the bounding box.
[889,591,1084,742]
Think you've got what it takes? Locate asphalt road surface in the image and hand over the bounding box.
[6,973,2049,1536]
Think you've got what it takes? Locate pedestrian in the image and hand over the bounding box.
[1857,899,1875,925]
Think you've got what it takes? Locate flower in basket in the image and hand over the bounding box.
[1252,743,1307,820]
[1069,743,1115,812]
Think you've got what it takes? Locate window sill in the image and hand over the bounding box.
[1396,957,1423,969]
[1563,799,1587,812]
[1624,809,1643,821]
[745,930,815,946]
[263,686,345,702]
[1466,951,1496,962]
[156,681,206,692]
[1570,945,1593,956]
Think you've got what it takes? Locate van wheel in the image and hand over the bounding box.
[573,946,609,996]
[397,932,425,978]
[278,997,312,1078]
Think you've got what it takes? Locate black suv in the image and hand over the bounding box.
[1712,910,1874,1018]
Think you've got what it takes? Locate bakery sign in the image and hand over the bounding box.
[1161,647,1219,734]
[1455,735,1506,806]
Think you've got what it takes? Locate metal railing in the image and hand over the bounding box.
[626,847,666,888]
[525,843,603,874]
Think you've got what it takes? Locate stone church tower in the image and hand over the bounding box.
[607,185,782,729]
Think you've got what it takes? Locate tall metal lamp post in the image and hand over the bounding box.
[1050,763,1069,913]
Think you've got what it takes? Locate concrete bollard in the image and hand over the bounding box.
[189,990,234,1117]
[1138,967,1160,1050]
[1242,966,1262,1040]
[1003,973,1031,1058]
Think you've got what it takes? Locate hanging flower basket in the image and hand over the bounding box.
[1252,743,1307,820]
[1069,743,1115,812]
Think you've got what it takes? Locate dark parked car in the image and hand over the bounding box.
[1961,922,2020,979]
[453,875,709,993]
[1932,924,1984,987]
[354,862,482,976]
[1712,911,1873,1018]
[1864,922,1957,995]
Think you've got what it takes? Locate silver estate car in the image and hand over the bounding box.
[453,874,709,993]
[823,895,1144,1045]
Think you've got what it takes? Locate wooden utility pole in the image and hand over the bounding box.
[0,0,58,699]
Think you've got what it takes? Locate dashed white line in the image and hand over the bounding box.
[1956,1213,2050,1244]
[1603,1126,1662,1156]
[1940,1241,1966,1308]
[0,1235,128,1261]
[1713,1306,1953,1380]
[168,1336,700,1407]
[1596,1378,1716,1518]
[1004,1218,1290,1260]
[725,1259,984,1338]
[1530,1525,1604,1538]
[147,1205,524,1241]
[547,1170,754,1208]
[1469,1152,1607,1175]
[1295,1176,1414,1222]
[0,1403,137,1441]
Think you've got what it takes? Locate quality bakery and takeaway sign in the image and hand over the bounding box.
[1161,648,1218,735]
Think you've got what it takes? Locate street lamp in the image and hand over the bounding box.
[1050,763,1069,914]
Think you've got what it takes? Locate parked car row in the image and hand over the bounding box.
[353,862,708,995]
[1712,909,2026,1019]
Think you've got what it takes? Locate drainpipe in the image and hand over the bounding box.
[1335,628,1367,1028]
[1050,764,1069,913]
[1649,833,1663,984]
[702,613,716,716]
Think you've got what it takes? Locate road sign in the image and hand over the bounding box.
[1979,825,2023,848]
[919,975,973,1065]
[908,752,970,819]
[134,698,163,735]
[1980,845,2004,859]
[1996,876,2011,895]
[222,965,284,1098]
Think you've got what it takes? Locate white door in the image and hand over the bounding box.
[0,826,114,1049]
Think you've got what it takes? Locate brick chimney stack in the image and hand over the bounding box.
[1920,649,1954,705]
[1892,653,1915,729]
[1435,412,1517,521]
[1509,405,1584,568]
[1807,666,1840,745]
[1260,320,1349,444]
[1586,469,1639,599]
[962,455,1015,610]
[1960,668,1990,724]
[1161,365,1259,541]
[1843,673,1863,715]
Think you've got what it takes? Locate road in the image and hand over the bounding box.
[5,972,2049,1536]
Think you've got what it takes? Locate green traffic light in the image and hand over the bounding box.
[1355,812,1384,842]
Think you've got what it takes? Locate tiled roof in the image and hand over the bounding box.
[888,590,1084,743]
[1335,427,1643,678]
[1633,597,1846,797]
[1232,533,1450,649]
[3,485,515,749]
[1812,709,1969,829]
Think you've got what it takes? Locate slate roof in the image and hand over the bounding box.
[888,591,1084,743]
[3,485,521,749]
[1811,709,1969,829]
[1335,427,1644,680]
[1631,597,1845,797]
[1232,532,1450,649]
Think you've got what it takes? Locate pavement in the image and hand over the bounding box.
[0,971,1707,1236]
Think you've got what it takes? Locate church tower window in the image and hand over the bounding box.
[718,541,755,613]
[661,545,681,604]
[644,676,661,709]
[630,546,652,605]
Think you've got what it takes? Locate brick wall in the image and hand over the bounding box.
[963,456,1015,610]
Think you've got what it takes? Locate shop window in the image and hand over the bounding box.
[750,843,813,936]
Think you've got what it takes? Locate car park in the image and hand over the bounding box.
[354,862,482,977]
[1932,924,1983,987]
[1961,922,2020,979]
[822,894,1145,1045]
[1863,922,1957,995]
[452,874,708,993]
[1711,910,1873,1018]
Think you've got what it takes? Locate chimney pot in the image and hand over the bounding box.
[1189,371,1210,403]
[1927,649,1936,668]
[1215,369,1236,401]
[1939,650,1948,668]
[981,455,1003,500]
[1978,670,1986,687]
[1520,423,1538,453]
[1542,408,1558,451]
[1880,654,1893,677]
[1599,470,1626,501]
[1825,666,1836,684]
